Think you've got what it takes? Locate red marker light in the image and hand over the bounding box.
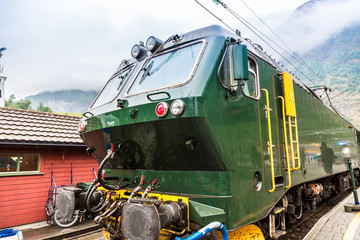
[79,120,87,132]
[156,104,165,115]
[155,102,169,118]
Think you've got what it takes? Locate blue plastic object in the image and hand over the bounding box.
[175,222,229,240]
[0,229,18,238]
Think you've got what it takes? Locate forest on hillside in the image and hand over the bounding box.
[290,24,360,128]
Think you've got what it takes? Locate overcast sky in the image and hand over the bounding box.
[0,0,359,99]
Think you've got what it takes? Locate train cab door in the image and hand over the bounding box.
[260,71,301,194]
[258,70,304,238]
[226,44,290,193]
[258,69,285,193]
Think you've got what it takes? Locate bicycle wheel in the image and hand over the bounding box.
[45,197,55,217]
[53,208,79,228]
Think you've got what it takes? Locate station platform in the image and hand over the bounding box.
[12,219,102,240]
[304,188,360,240]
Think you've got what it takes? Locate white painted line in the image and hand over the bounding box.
[343,211,360,240]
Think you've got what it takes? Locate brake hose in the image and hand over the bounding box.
[97,147,130,191]
[85,146,130,214]
[85,182,108,213]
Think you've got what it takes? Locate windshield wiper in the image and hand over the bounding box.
[117,69,131,90]
[139,49,177,84]
[150,51,176,76]
[139,61,154,84]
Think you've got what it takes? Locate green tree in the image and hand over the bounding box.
[5,94,16,108]
[4,94,46,111]
[15,99,32,110]
[36,102,53,113]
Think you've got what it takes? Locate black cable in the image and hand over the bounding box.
[194,0,235,33]
[221,3,318,86]
[195,0,318,86]
[239,0,326,84]
[329,89,348,101]
[97,150,130,191]
[85,183,107,213]
[97,152,120,190]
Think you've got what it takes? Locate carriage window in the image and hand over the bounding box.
[241,57,260,99]
[91,65,134,109]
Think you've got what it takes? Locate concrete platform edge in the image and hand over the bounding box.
[303,191,356,240]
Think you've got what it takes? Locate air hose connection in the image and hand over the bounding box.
[128,174,144,202]
[175,222,229,240]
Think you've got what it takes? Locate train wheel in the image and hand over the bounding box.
[217,224,265,240]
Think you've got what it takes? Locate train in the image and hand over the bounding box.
[78,25,360,239]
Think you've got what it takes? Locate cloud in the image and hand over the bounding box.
[4,0,354,99]
[278,0,360,54]
[0,0,218,98]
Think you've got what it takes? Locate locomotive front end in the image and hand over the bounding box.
[78,26,246,239]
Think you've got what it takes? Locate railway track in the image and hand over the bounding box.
[65,228,103,240]
[280,189,352,240]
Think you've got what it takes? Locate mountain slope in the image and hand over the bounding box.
[296,24,360,127]
[282,0,360,127]
[26,90,98,113]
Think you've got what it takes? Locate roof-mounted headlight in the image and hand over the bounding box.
[146,36,163,53]
[131,44,147,60]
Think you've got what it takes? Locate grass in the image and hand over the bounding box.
[54,112,83,117]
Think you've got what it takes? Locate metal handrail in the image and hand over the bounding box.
[288,116,301,170]
[277,96,291,189]
[262,89,275,193]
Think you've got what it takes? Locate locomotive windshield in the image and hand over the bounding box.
[126,41,204,96]
[91,65,134,109]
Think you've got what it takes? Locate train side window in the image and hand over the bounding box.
[218,46,260,99]
[241,57,260,100]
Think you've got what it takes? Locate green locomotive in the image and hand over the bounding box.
[79,25,360,239]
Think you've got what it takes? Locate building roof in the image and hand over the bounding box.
[0,107,84,146]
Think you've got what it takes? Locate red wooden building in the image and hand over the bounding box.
[0,107,99,228]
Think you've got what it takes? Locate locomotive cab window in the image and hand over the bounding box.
[126,41,205,97]
[90,65,135,109]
